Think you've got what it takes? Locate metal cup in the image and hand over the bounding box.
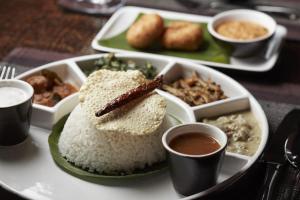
[162,123,227,196]
[0,80,33,146]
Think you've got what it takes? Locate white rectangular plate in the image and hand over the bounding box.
[91,6,287,72]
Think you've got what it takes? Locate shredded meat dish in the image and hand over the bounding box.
[162,71,227,106]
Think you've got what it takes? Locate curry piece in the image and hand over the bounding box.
[25,69,78,107]
[203,111,261,156]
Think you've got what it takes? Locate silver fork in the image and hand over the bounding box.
[0,66,16,80]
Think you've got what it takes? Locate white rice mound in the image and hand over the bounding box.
[58,70,168,174]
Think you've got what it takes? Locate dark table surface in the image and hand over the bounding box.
[1,0,300,199]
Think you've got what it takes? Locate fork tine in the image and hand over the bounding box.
[11,68,15,79]
[0,66,6,79]
[5,67,11,79]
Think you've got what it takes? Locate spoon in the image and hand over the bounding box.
[285,123,300,169]
[284,123,300,200]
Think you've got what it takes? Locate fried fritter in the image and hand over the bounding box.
[126,14,164,49]
[162,21,203,51]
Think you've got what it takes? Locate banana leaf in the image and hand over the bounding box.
[48,114,180,183]
[99,15,232,64]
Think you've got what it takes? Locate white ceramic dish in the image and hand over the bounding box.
[208,9,276,43]
[16,63,85,129]
[208,9,277,57]
[1,53,269,200]
[91,6,287,72]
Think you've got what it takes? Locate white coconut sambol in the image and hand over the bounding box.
[58,69,170,174]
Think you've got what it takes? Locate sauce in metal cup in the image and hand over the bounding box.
[162,123,227,196]
[0,80,33,146]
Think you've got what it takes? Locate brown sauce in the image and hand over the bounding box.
[216,20,268,40]
[169,133,220,155]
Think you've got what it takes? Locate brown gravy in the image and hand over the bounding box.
[169,133,220,155]
[216,20,268,40]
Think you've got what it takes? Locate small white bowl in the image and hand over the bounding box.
[208,9,277,57]
[16,63,84,129]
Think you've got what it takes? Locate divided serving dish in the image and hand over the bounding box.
[92,6,287,72]
[0,53,269,200]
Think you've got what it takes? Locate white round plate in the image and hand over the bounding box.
[0,53,268,200]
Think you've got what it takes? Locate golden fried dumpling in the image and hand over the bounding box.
[126,14,164,49]
[162,21,203,51]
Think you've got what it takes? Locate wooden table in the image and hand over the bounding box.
[1,0,300,199]
[1,0,300,105]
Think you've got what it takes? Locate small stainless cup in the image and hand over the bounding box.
[162,123,227,196]
[0,80,33,146]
